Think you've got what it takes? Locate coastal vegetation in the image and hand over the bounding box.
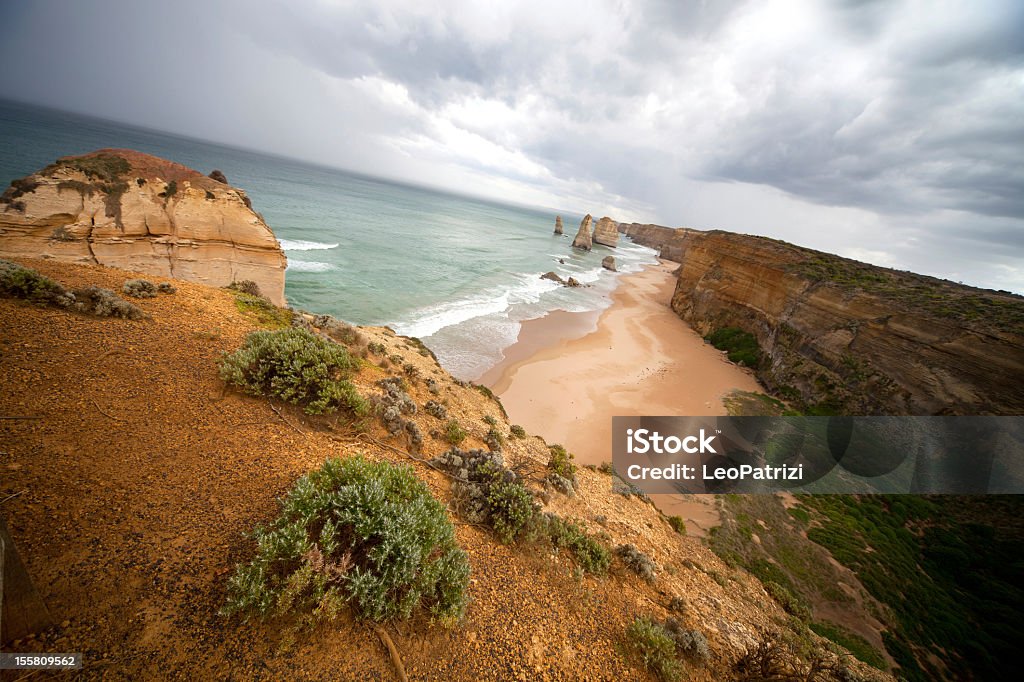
[218,327,368,416]
[798,495,1024,681]
[0,259,145,319]
[704,327,761,367]
[223,455,470,624]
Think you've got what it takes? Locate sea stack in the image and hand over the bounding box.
[0,149,288,305]
[602,255,617,271]
[571,214,593,250]
[554,215,563,235]
[593,216,619,247]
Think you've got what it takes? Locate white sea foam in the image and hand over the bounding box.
[286,260,336,272]
[394,273,562,339]
[279,239,339,251]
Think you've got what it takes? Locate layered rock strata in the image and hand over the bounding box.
[0,149,287,305]
[571,215,593,250]
[668,229,1024,415]
[593,216,619,247]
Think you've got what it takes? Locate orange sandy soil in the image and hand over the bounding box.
[0,258,798,681]
[482,260,763,537]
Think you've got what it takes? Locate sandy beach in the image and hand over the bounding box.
[481,259,765,534]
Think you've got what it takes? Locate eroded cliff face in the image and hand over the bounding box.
[617,222,695,262]
[0,149,287,305]
[668,230,1024,415]
[593,216,619,247]
[571,214,593,250]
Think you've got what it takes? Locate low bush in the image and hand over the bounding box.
[223,455,470,623]
[667,516,687,535]
[765,580,811,621]
[548,444,577,481]
[71,286,145,319]
[444,419,467,445]
[485,427,504,452]
[122,278,158,298]
[543,515,610,574]
[664,619,710,662]
[424,400,447,420]
[705,327,762,367]
[157,282,177,294]
[0,259,74,306]
[626,617,682,681]
[486,476,538,543]
[226,280,263,297]
[232,291,293,328]
[510,424,527,439]
[616,544,658,582]
[312,314,366,347]
[219,328,366,415]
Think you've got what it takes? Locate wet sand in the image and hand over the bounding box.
[480,259,764,535]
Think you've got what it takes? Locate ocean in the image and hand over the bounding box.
[0,99,658,379]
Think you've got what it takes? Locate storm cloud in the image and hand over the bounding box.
[1,0,1021,290]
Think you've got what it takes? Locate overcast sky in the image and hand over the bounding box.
[1,0,1022,291]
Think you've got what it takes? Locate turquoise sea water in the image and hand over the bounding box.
[0,99,657,379]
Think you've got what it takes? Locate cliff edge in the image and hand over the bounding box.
[0,149,287,304]
[665,229,1024,415]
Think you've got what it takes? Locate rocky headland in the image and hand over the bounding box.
[0,149,287,304]
[616,223,1024,415]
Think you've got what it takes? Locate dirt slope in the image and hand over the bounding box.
[0,258,878,680]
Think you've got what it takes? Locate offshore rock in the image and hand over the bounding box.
[593,216,619,247]
[541,271,565,284]
[0,149,287,305]
[602,256,617,271]
[571,214,593,250]
[554,215,563,235]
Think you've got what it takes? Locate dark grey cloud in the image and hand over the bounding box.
[0,0,1022,291]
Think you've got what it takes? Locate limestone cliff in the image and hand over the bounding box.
[0,149,287,305]
[553,215,563,235]
[617,222,693,261]
[571,214,593,250]
[593,216,619,247]
[668,229,1024,415]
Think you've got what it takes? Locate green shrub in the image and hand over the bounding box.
[626,616,682,681]
[71,285,146,319]
[227,280,263,297]
[223,455,470,623]
[122,278,158,298]
[765,580,811,621]
[219,327,366,415]
[486,477,538,543]
[810,621,887,670]
[548,444,577,480]
[483,414,498,427]
[510,424,527,439]
[485,426,504,451]
[705,327,762,367]
[616,544,657,582]
[667,516,686,535]
[544,515,610,574]
[232,291,293,328]
[444,419,467,445]
[157,282,176,294]
[0,259,74,306]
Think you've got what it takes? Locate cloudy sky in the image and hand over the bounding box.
[1,0,1022,291]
